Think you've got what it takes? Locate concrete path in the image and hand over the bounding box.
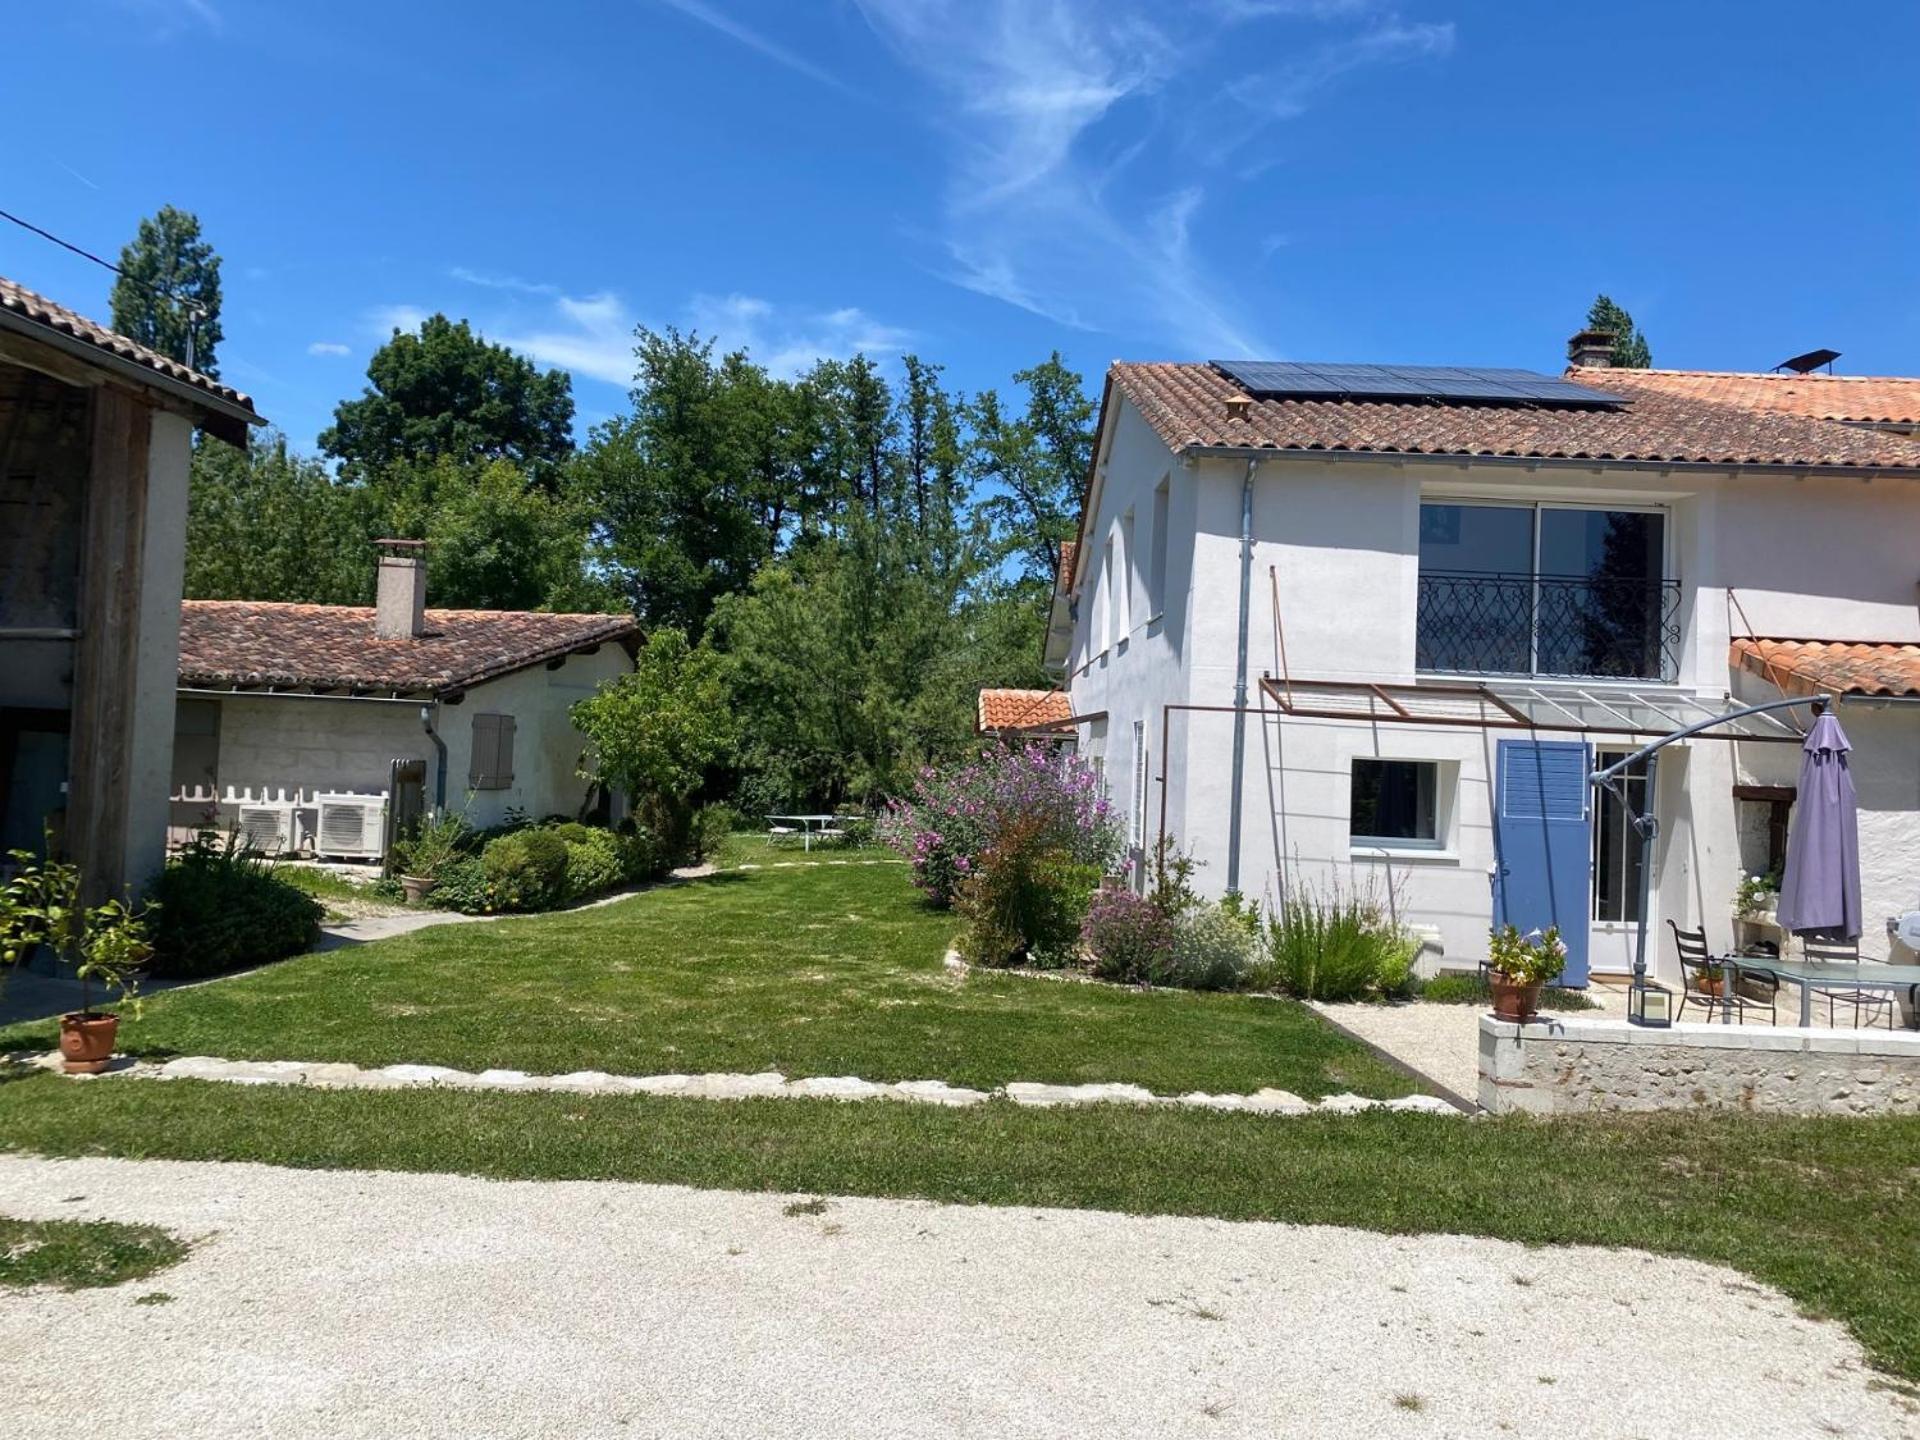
[1312,1000,1485,1103]
[0,1156,1910,1440]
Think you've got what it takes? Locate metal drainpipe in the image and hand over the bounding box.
[1226,457,1258,895]
[419,704,448,811]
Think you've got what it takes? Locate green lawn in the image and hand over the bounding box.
[0,1211,188,1291]
[0,861,1412,1099]
[4,1075,1919,1382]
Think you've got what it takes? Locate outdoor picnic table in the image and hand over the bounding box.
[765,814,844,853]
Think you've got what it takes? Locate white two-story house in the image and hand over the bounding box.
[1049,340,1920,984]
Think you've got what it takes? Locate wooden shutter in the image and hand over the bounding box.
[469,713,516,790]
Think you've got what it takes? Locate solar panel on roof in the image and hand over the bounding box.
[1209,360,1624,410]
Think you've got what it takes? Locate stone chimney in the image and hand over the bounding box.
[1567,329,1616,369]
[374,539,428,640]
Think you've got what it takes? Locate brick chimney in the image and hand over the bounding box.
[374,538,428,640]
[1567,329,1616,369]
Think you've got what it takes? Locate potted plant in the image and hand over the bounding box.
[392,810,468,903]
[1734,871,1780,921]
[1486,923,1567,1022]
[1,849,150,1074]
[1696,960,1728,997]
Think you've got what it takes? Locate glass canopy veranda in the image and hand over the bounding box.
[1256,675,1807,743]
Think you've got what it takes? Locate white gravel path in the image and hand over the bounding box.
[0,1157,1911,1439]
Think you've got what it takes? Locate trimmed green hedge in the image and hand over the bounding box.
[146,839,323,978]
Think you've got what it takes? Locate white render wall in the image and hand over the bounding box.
[187,643,633,834]
[125,410,195,889]
[1063,394,1920,980]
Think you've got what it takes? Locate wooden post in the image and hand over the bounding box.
[65,386,152,902]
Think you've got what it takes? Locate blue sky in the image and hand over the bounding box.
[6,1,1917,450]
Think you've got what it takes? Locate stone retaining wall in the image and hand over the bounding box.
[1479,1016,1920,1116]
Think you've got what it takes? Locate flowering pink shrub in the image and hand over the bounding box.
[1082,888,1176,984]
[880,745,1122,907]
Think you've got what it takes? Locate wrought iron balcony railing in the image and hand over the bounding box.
[1416,571,1682,682]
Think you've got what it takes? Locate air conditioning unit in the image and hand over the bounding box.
[311,793,388,860]
[233,806,293,855]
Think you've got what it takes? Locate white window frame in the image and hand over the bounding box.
[1591,747,1650,926]
[1348,756,1456,860]
[1415,496,1673,682]
[1148,476,1170,623]
[1129,720,1148,851]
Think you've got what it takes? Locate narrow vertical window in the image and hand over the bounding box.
[1117,509,1135,641]
[1131,720,1148,850]
[1149,477,1169,618]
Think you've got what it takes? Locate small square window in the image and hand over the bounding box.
[1351,759,1439,845]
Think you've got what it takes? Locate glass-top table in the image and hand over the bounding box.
[1726,957,1920,1027]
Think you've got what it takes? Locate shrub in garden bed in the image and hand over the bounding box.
[953,815,1100,968]
[1261,878,1416,1002]
[146,834,323,978]
[1083,889,1176,984]
[881,745,1120,908]
[430,821,672,915]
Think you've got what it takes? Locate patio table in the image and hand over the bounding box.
[1741,956,1920,1028]
[766,814,843,853]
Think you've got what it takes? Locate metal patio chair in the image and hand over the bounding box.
[1669,921,1777,1024]
[1800,936,1895,1029]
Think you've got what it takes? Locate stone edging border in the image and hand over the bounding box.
[37,1053,1462,1117]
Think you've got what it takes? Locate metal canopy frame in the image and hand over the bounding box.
[1257,674,1806,743]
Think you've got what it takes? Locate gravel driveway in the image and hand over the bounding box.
[0,1156,1911,1439]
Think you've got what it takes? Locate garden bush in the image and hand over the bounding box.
[1166,901,1262,991]
[615,823,669,883]
[1261,878,1410,1002]
[145,835,323,978]
[1083,888,1176,984]
[881,745,1120,907]
[954,815,1099,969]
[688,803,737,863]
[480,829,570,911]
[561,829,625,900]
[429,857,490,914]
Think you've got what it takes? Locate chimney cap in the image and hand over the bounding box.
[375,537,427,551]
[1567,329,1616,368]
[1223,393,1252,421]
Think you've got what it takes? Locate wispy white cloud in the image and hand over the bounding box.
[450,266,560,297]
[653,0,854,95]
[365,304,431,337]
[687,293,913,376]
[418,284,917,388]
[852,0,1455,357]
[307,341,351,357]
[1222,19,1455,127]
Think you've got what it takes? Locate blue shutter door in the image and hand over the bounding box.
[1492,739,1592,987]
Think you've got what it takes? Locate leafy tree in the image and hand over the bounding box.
[183,432,374,604]
[109,205,223,375]
[572,329,781,636]
[1585,295,1652,369]
[571,629,737,843]
[421,459,613,613]
[320,315,576,486]
[967,352,1094,580]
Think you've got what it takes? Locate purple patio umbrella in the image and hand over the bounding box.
[1773,708,1862,940]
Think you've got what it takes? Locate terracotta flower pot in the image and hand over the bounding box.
[59,1013,120,1075]
[1698,974,1725,997]
[1488,972,1543,1023]
[400,875,439,903]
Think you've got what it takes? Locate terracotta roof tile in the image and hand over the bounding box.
[1731,637,1920,698]
[180,601,639,695]
[1588,368,1920,425]
[977,688,1073,732]
[1108,362,1920,472]
[0,274,257,419]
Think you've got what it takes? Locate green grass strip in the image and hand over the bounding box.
[0,1212,188,1291]
[3,1075,1918,1381]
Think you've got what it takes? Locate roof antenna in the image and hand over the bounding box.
[1774,348,1840,375]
